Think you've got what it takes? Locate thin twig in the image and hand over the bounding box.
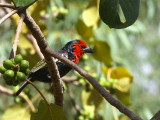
[9,13,25,58]
[0,9,18,25]
[0,3,15,9]
[25,80,49,106]
[62,77,85,86]
[19,92,36,112]
[0,84,14,95]
[25,34,44,59]
[0,84,35,111]
[62,76,78,82]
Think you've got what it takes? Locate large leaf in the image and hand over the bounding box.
[31,100,66,120]
[81,89,104,114]
[2,104,30,120]
[13,0,37,7]
[99,0,140,28]
[82,6,99,28]
[76,19,93,40]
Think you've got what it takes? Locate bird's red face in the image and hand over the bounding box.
[62,40,94,64]
[71,40,94,63]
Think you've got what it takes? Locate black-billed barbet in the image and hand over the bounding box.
[15,40,94,95]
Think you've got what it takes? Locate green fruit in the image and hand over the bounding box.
[3,70,15,80]
[82,110,89,116]
[12,85,20,92]
[15,72,26,82]
[79,78,85,84]
[105,81,112,88]
[3,70,14,85]
[78,116,84,120]
[0,66,6,74]
[20,60,29,70]
[3,59,14,69]
[24,87,30,94]
[14,54,23,64]
[10,58,15,64]
[14,97,21,103]
[22,68,30,76]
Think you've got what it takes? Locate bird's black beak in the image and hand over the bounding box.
[83,47,94,53]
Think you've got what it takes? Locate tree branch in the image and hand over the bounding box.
[0,3,15,9]
[19,11,64,106]
[0,84,14,95]
[9,13,25,58]
[0,9,18,25]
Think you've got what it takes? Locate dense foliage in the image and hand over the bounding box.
[0,0,160,120]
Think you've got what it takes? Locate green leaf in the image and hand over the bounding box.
[115,91,131,106]
[2,104,30,120]
[76,19,93,40]
[31,100,66,120]
[13,0,37,7]
[81,89,104,114]
[99,0,140,28]
[92,40,112,66]
[82,6,99,28]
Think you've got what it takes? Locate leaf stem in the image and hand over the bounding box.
[26,80,49,106]
[0,9,18,25]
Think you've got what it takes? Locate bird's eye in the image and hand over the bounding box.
[80,45,85,48]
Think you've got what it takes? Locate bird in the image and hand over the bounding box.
[15,40,94,96]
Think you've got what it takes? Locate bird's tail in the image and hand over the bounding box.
[15,80,29,96]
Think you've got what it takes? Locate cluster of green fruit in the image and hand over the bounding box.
[99,77,118,94]
[0,54,30,86]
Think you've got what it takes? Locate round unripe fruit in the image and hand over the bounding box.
[3,70,14,85]
[22,68,30,76]
[15,72,26,82]
[20,60,29,70]
[3,70,15,80]
[106,81,112,88]
[10,58,15,64]
[14,54,23,64]
[78,116,84,120]
[0,66,6,74]
[3,59,14,69]
[79,78,85,85]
